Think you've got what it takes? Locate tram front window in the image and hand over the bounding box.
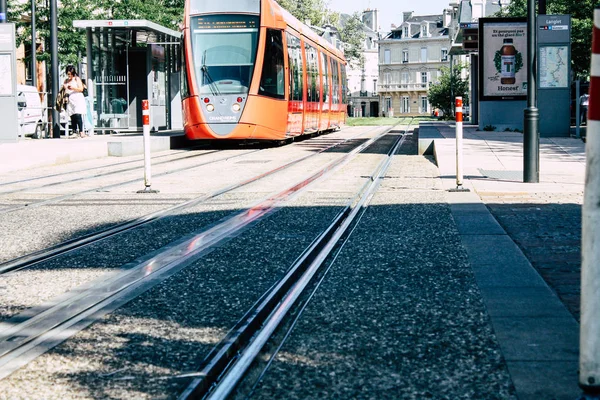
[191,15,259,95]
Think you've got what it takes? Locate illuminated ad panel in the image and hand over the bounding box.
[479,18,527,101]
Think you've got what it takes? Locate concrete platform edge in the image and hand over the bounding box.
[426,128,581,399]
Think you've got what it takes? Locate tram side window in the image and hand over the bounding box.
[331,59,339,105]
[181,39,190,99]
[286,32,303,102]
[341,64,348,104]
[259,29,285,99]
[305,45,320,103]
[321,53,329,104]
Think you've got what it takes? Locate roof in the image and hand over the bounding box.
[73,20,182,39]
[384,14,448,40]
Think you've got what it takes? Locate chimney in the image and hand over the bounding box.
[443,9,451,27]
[402,11,413,23]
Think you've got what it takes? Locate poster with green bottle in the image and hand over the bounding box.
[480,19,528,100]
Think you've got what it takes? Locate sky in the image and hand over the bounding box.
[326,0,453,33]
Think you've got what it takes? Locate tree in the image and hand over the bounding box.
[497,0,594,80]
[7,0,184,67]
[428,64,470,118]
[277,0,335,26]
[338,12,366,68]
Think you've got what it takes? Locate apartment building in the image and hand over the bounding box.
[345,9,380,117]
[378,11,451,116]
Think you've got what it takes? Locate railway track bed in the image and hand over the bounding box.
[0,124,517,399]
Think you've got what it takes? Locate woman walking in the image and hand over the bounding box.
[63,65,86,137]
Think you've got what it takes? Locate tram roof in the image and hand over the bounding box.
[73,19,182,40]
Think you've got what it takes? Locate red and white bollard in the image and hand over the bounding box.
[449,97,469,192]
[137,99,159,193]
[580,5,600,396]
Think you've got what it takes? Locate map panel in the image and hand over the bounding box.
[539,45,568,88]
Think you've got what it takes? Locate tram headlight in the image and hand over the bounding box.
[206,104,215,112]
[232,103,241,112]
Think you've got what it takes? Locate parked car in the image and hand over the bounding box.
[16,85,46,139]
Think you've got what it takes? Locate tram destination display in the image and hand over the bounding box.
[195,14,258,30]
[479,18,527,101]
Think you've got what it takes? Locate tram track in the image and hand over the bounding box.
[0,125,396,274]
[0,122,409,382]
[180,118,415,400]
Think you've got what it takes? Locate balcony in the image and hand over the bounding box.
[377,82,431,92]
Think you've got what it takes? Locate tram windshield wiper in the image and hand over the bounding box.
[201,51,221,96]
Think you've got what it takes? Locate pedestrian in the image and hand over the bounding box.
[63,65,86,137]
[580,92,590,125]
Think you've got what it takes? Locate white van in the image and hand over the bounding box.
[17,85,46,139]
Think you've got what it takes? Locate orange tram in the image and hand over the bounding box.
[181,0,348,142]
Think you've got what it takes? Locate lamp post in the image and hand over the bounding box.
[523,0,539,183]
[31,0,36,91]
[50,0,59,138]
[0,0,6,22]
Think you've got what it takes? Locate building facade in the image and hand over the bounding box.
[345,9,380,117]
[378,11,451,117]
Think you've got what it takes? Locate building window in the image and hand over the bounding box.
[384,48,391,64]
[420,47,427,62]
[385,97,392,114]
[421,96,428,113]
[421,24,428,37]
[384,71,391,84]
[441,48,448,62]
[421,72,428,87]
[373,79,377,93]
[401,72,409,87]
[402,96,410,113]
[403,26,409,38]
[402,49,408,63]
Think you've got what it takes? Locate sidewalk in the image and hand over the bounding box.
[0,131,187,174]
[420,121,584,399]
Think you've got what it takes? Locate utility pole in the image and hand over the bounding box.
[0,0,6,23]
[31,0,36,91]
[523,0,539,182]
[50,0,59,138]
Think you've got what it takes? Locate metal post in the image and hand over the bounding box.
[523,0,539,183]
[579,7,600,397]
[577,79,581,139]
[539,0,547,15]
[31,0,36,91]
[50,0,59,138]
[137,99,159,193]
[448,97,470,193]
[0,0,6,22]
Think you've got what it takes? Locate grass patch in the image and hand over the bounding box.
[346,116,437,126]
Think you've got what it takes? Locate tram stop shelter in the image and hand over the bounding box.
[73,19,182,133]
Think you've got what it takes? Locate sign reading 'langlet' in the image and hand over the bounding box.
[479,18,528,101]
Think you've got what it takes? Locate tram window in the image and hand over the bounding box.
[331,59,339,105]
[341,64,348,104]
[259,29,285,99]
[321,53,329,104]
[286,32,303,102]
[304,44,317,103]
[181,39,190,98]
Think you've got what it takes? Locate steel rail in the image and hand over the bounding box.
[0,124,395,381]
[0,148,221,196]
[178,121,413,400]
[0,143,211,188]
[0,128,380,275]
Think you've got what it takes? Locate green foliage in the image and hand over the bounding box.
[497,0,594,79]
[427,64,470,118]
[338,12,366,68]
[483,124,496,131]
[277,0,335,26]
[7,0,184,67]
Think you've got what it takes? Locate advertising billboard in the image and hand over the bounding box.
[479,18,527,101]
